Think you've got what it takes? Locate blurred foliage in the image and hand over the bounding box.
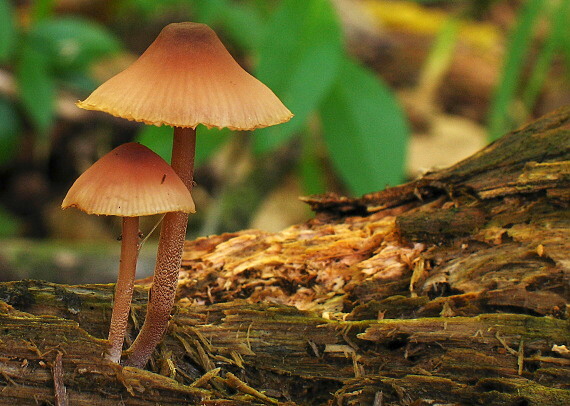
[488,0,570,140]
[0,97,20,164]
[9,3,121,135]
[0,0,121,236]
[371,0,570,141]
[1,0,569,240]
[366,0,501,51]
[320,58,409,194]
[0,1,16,62]
[135,0,409,197]
[0,205,18,238]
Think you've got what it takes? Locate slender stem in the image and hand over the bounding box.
[171,127,196,190]
[125,127,196,368]
[106,216,140,363]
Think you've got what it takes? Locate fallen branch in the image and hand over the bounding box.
[0,106,569,404]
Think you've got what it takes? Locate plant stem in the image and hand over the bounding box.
[106,216,140,363]
[125,127,196,368]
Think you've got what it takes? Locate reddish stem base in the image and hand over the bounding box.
[106,216,139,363]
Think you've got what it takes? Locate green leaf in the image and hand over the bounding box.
[0,0,16,62]
[0,205,19,238]
[57,71,99,93]
[562,1,570,73]
[29,17,121,73]
[487,0,543,140]
[16,45,56,132]
[196,127,230,166]
[192,0,265,51]
[299,128,326,195]
[191,0,225,23]
[135,125,229,167]
[30,0,55,23]
[117,0,189,19]
[522,0,570,109]
[418,16,460,94]
[320,58,409,196]
[218,3,265,51]
[0,97,21,165]
[253,0,343,154]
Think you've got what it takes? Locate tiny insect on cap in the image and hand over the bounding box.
[77,22,293,131]
[62,143,196,217]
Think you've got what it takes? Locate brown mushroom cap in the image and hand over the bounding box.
[62,143,195,216]
[77,22,293,130]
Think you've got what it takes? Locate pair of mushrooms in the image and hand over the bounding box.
[62,22,292,367]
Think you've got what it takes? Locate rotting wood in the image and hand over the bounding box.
[0,107,569,404]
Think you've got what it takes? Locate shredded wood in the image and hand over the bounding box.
[179,211,424,315]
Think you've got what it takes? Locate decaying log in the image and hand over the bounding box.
[0,107,569,405]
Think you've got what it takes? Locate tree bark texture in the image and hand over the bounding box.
[0,107,569,405]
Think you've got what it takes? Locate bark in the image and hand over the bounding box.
[0,107,569,405]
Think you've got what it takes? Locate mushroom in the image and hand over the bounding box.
[62,142,195,363]
[77,22,292,368]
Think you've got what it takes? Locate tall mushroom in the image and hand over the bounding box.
[62,142,195,363]
[76,22,292,367]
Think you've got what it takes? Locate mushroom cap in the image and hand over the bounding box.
[62,143,195,216]
[77,22,293,130]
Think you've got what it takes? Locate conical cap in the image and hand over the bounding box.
[77,22,293,130]
[62,143,195,216]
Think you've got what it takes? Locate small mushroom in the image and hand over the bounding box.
[62,142,194,363]
[77,22,292,367]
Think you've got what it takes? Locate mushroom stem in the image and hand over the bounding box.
[106,216,140,363]
[125,127,196,368]
[171,127,196,190]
